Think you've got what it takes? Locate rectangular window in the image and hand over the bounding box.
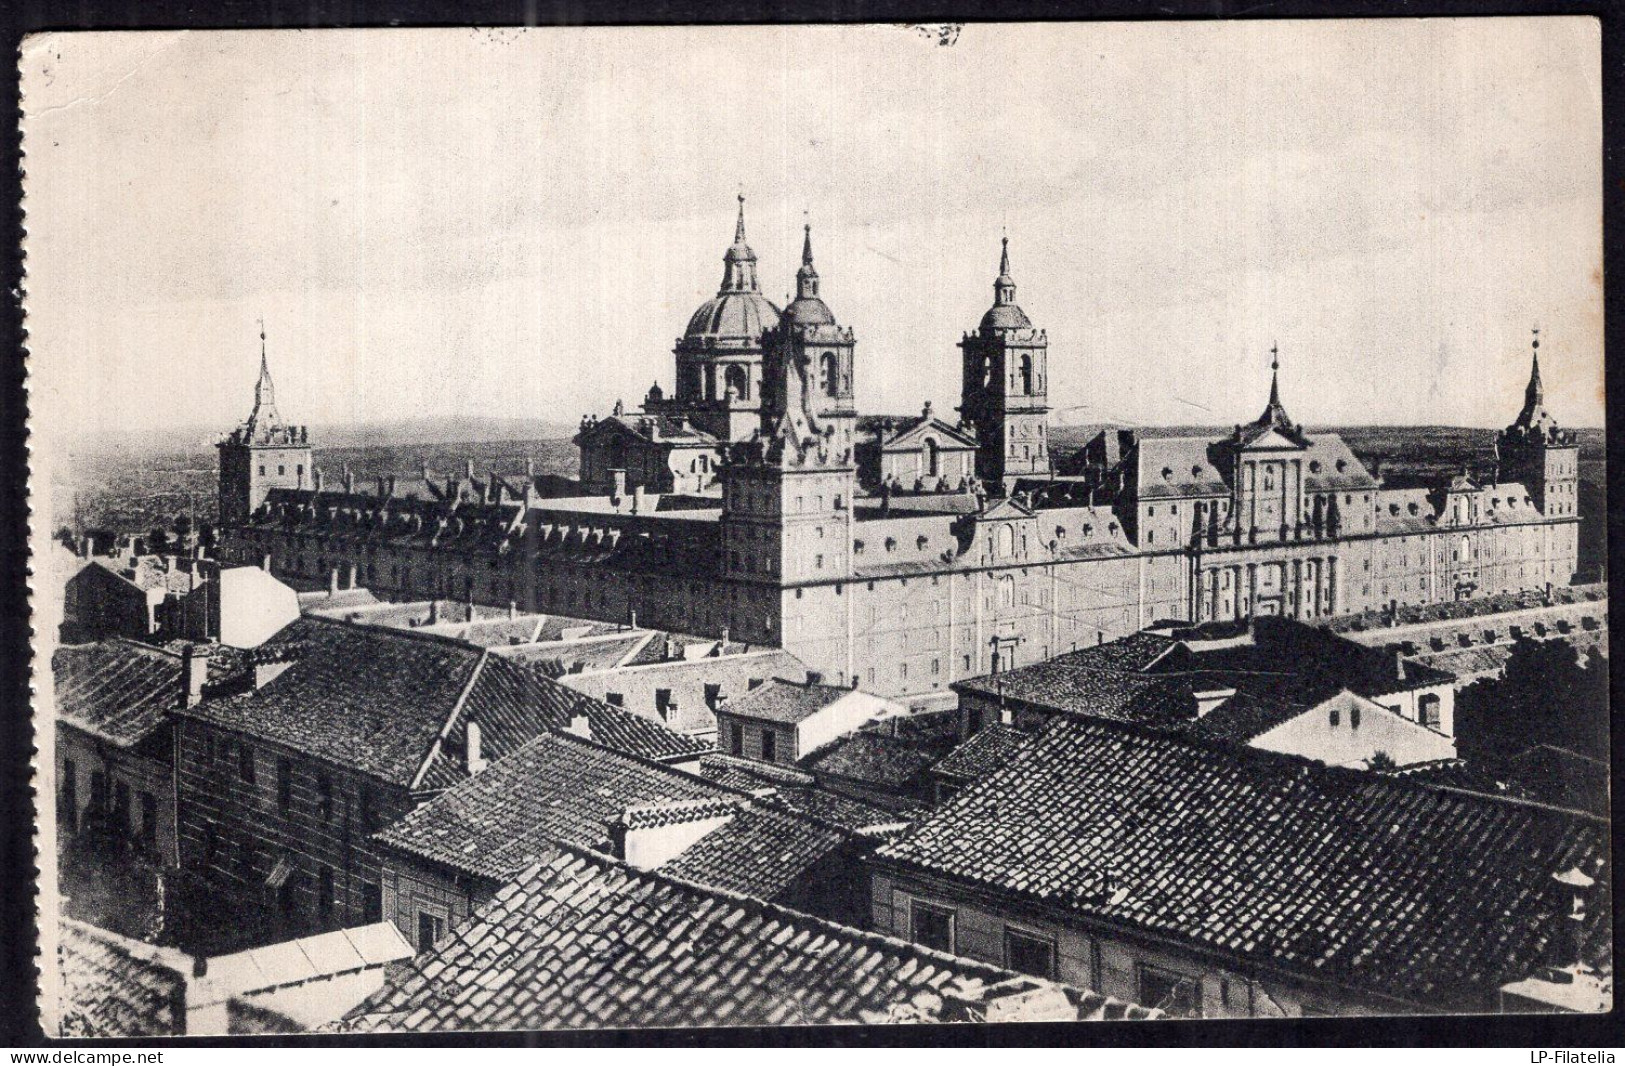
[760,730,777,763]
[909,900,954,954]
[703,683,722,710]
[1005,929,1056,979]
[318,867,335,918]
[139,792,157,848]
[605,692,624,707]
[361,882,383,924]
[417,911,445,953]
[1138,965,1202,1017]
[239,744,256,785]
[277,757,293,813]
[655,688,673,718]
[729,723,743,757]
[317,772,333,821]
[113,780,131,831]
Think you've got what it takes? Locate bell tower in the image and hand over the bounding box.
[217,325,312,528]
[721,224,856,592]
[959,237,1050,493]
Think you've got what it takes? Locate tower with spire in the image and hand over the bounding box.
[217,324,312,529]
[958,237,1051,492]
[720,220,858,612]
[1497,328,1578,518]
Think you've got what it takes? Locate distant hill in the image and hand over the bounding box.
[52,421,1604,540]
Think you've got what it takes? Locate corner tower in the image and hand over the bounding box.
[721,224,857,594]
[959,238,1050,492]
[217,326,312,528]
[1497,328,1578,518]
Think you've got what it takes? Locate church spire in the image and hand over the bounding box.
[246,319,283,438]
[1512,326,1554,432]
[994,236,1017,306]
[720,193,760,294]
[1253,342,1293,430]
[796,222,820,300]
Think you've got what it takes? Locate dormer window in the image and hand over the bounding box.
[1336,460,1347,473]
[885,537,897,552]
[1161,467,1173,480]
[1309,460,1322,474]
[1191,465,1203,478]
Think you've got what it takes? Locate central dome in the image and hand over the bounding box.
[685,290,782,345]
[683,195,782,347]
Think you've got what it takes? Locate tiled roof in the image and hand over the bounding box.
[339,846,1157,1032]
[929,724,1033,785]
[658,802,851,901]
[57,919,192,1037]
[52,641,183,747]
[375,730,723,880]
[375,729,838,904]
[720,678,855,725]
[875,718,1610,1009]
[799,716,957,791]
[696,754,897,829]
[953,618,1454,743]
[174,616,658,790]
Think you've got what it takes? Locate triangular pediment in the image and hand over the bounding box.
[977,497,1035,521]
[1238,428,1308,452]
[883,417,978,451]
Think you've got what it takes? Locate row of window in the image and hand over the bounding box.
[906,897,1229,1018]
[204,735,381,832]
[58,759,159,849]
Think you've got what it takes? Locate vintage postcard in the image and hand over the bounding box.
[22,20,1607,1037]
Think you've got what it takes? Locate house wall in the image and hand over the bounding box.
[63,565,157,641]
[713,710,795,766]
[55,724,177,867]
[174,717,416,952]
[796,691,896,758]
[378,852,493,950]
[1248,695,1457,768]
[870,868,1410,1018]
[560,652,808,739]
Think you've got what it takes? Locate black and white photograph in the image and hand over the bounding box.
[20,19,1609,1038]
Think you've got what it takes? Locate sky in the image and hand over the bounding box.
[21,20,1604,451]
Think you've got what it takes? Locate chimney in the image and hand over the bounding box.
[611,469,628,500]
[346,562,357,590]
[261,553,272,572]
[508,600,518,620]
[329,568,340,597]
[526,458,535,478]
[1548,867,1594,976]
[632,485,645,515]
[429,600,440,625]
[181,645,207,707]
[1394,650,1406,681]
[629,609,638,630]
[1192,687,1235,719]
[344,464,355,494]
[466,720,487,775]
[314,468,324,494]
[664,636,678,661]
[608,798,737,870]
[466,458,476,480]
[719,626,730,648]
